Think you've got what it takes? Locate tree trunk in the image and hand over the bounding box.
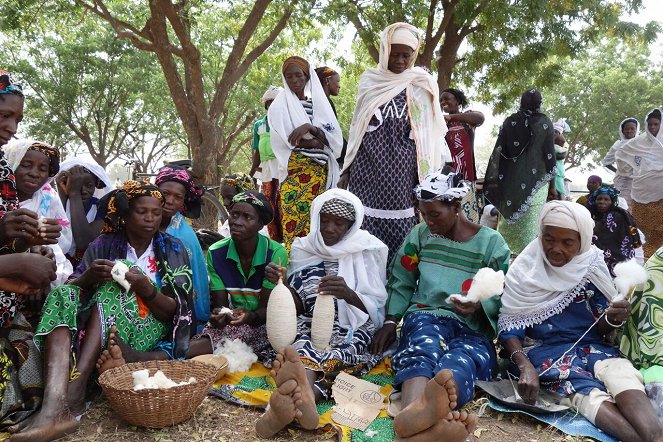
[435,30,462,91]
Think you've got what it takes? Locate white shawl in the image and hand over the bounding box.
[615,109,663,204]
[3,139,74,286]
[268,59,343,187]
[498,201,617,332]
[342,22,450,180]
[601,117,640,177]
[288,188,389,330]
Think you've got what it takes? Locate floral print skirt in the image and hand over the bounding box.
[279,152,327,252]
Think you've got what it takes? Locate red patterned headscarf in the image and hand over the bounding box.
[155,166,205,219]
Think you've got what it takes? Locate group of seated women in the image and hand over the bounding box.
[2,65,663,442]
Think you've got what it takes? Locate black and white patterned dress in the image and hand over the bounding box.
[348,89,418,264]
[288,260,381,398]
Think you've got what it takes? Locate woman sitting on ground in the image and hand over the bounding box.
[8,180,194,442]
[499,200,663,442]
[186,191,287,358]
[54,158,112,268]
[155,165,209,332]
[256,188,389,437]
[371,171,510,441]
[588,184,641,275]
[3,139,73,285]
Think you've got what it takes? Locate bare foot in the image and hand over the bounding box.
[270,346,319,430]
[95,329,126,374]
[6,413,37,434]
[393,369,458,438]
[255,379,303,438]
[7,409,79,442]
[398,410,476,442]
[104,325,142,363]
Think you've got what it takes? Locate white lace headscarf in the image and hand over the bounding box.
[498,200,617,332]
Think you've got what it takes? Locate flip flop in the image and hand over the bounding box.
[387,390,402,417]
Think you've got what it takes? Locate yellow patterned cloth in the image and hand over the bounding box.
[279,152,327,252]
[210,360,395,442]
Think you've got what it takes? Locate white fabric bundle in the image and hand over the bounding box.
[132,369,196,390]
[448,268,505,304]
[266,278,298,352]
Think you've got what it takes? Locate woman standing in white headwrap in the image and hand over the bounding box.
[268,56,343,252]
[340,22,450,264]
[616,109,663,258]
[499,200,663,442]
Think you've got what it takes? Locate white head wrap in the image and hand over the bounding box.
[391,26,421,51]
[261,86,282,104]
[415,170,471,202]
[552,118,570,134]
[288,188,389,330]
[498,200,617,332]
[57,157,112,197]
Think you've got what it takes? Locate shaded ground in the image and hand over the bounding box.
[60,394,593,442]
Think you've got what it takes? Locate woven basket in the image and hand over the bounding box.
[98,360,217,428]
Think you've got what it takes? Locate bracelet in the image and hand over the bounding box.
[509,349,527,364]
[604,315,625,328]
[10,238,28,253]
[383,320,398,327]
[142,285,158,302]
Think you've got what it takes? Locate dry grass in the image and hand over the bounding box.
[59,394,595,442]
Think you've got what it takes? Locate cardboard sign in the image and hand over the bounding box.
[331,372,385,431]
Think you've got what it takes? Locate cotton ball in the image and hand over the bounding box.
[613,259,648,301]
[218,307,233,316]
[448,268,505,304]
[111,261,132,292]
[266,278,297,352]
[214,338,258,373]
[153,370,178,389]
[311,294,335,351]
[132,369,150,387]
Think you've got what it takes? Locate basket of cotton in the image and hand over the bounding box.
[98,360,217,428]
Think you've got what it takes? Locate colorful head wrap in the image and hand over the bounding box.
[589,184,619,207]
[155,166,205,219]
[222,173,255,193]
[315,66,338,83]
[319,198,356,222]
[261,86,282,104]
[3,139,60,177]
[282,56,310,78]
[231,190,273,226]
[97,180,164,233]
[414,171,471,202]
[0,70,23,97]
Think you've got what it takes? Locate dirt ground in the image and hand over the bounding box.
[59,394,594,442]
